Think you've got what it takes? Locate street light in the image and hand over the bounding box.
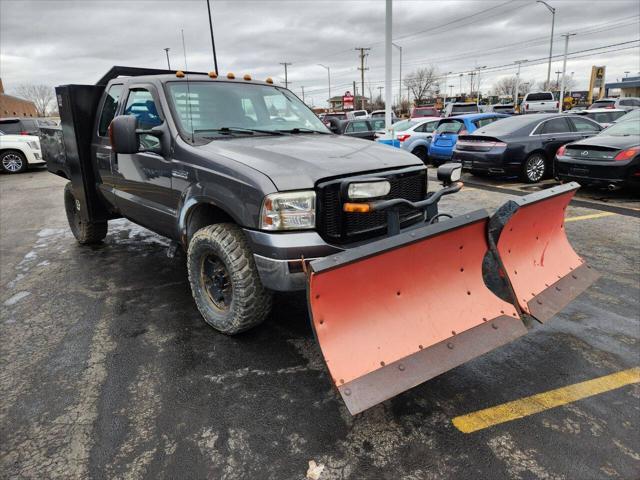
[392,43,402,107]
[449,84,454,99]
[442,71,452,103]
[537,1,556,90]
[318,64,331,110]
[163,47,171,70]
[459,73,463,96]
[476,66,487,107]
[513,59,528,106]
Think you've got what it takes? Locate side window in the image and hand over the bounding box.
[345,122,355,133]
[124,89,163,129]
[541,117,572,134]
[474,117,500,128]
[570,117,600,132]
[98,84,123,136]
[352,121,370,132]
[371,119,385,130]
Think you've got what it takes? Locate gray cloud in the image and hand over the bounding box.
[1,0,638,106]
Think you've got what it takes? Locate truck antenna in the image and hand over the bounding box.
[181,28,195,143]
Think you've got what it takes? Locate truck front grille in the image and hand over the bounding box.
[317,168,427,244]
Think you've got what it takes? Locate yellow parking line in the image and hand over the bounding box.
[565,212,617,222]
[452,367,640,434]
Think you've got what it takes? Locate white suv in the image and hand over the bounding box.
[0,131,44,173]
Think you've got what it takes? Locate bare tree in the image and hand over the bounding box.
[404,66,439,104]
[537,75,576,93]
[13,84,55,116]
[492,76,534,96]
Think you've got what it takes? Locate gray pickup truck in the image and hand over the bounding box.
[48,66,461,335]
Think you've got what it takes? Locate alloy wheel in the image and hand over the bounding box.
[2,154,24,173]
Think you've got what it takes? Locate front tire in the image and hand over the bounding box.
[521,153,547,183]
[64,182,108,244]
[0,150,28,174]
[187,223,272,334]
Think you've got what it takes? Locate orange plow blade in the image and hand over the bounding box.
[488,182,600,324]
[307,210,527,414]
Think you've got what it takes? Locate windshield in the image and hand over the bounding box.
[167,81,328,140]
[590,100,615,109]
[600,120,640,136]
[617,109,640,123]
[586,111,626,124]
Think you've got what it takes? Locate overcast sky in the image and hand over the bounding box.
[1,0,639,106]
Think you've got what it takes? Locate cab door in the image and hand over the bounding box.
[112,85,177,237]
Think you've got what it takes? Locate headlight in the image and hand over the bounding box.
[27,141,40,150]
[347,181,391,199]
[260,191,316,230]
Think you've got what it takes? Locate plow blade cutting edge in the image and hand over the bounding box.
[307,209,527,415]
[489,182,600,323]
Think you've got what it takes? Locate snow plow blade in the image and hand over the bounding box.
[489,182,599,323]
[307,210,526,415]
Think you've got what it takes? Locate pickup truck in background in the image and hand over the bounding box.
[521,91,559,114]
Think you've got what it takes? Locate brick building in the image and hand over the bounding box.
[0,78,38,117]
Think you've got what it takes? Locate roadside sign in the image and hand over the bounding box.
[343,91,354,110]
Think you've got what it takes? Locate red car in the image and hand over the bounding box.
[410,106,440,118]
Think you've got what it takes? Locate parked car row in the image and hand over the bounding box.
[0,130,45,173]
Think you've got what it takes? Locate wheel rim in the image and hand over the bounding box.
[2,154,23,172]
[526,156,545,182]
[201,254,232,311]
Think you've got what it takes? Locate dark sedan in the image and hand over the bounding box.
[327,118,386,140]
[555,120,640,190]
[453,113,602,183]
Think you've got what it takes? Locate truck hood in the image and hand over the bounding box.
[196,134,423,190]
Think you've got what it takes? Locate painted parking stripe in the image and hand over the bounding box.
[452,367,640,434]
[565,212,617,222]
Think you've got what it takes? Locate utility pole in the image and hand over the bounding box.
[468,72,476,100]
[318,64,331,109]
[476,66,487,107]
[558,33,576,113]
[353,81,357,99]
[537,1,556,90]
[163,48,171,70]
[555,70,562,92]
[392,43,402,107]
[513,59,527,106]
[206,0,219,73]
[280,62,292,89]
[459,73,463,97]
[355,47,371,110]
[441,71,452,103]
[449,85,454,99]
[569,71,575,97]
[384,0,392,136]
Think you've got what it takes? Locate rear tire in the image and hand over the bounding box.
[64,182,108,244]
[521,153,547,183]
[187,223,272,335]
[0,150,28,174]
[411,145,428,164]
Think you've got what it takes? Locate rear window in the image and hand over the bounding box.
[451,104,478,114]
[413,107,438,117]
[619,98,640,107]
[588,111,626,124]
[590,100,615,109]
[325,113,346,120]
[526,92,554,102]
[436,120,464,134]
[0,119,22,134]
[473,117,502,128]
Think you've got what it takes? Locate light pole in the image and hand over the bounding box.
[318,64,331,110]
[441,71,452,103]
[513,59,527,106]
[476,66,487,107]
[624,71,630,78]
[392,43,402,107]
[449,85,454,99]
[163,48,171,70]
[459,73,463,97]
[537,1,556,90]
[558,33,576,113]
[569,71,575,97]
[468,72,476,101]
[384,0,392,136]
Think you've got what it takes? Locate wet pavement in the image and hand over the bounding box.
[1,168,639,479]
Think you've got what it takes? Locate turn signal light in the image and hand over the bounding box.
[614,146,640,161]
[343,203,372,213]
[556,145,567,157]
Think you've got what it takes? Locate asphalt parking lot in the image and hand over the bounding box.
[1,168,639,479]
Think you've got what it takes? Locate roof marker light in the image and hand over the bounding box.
[243,74,252,81]
[175,70,185,78]
[227,72,235,79]
[208,71,218,78]
[265,77,274,84]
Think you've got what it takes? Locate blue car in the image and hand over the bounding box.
[428,113,508,165]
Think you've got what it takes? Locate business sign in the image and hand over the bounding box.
[343,91,354,110]
[593,66,606,88]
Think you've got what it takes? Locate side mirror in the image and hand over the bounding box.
[437,162,462,186]
[109,115,139,154]
[109,115,163,154]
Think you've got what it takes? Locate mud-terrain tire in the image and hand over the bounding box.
[412,145,428,163]
[64,182,108,244]
[187,223,272,334]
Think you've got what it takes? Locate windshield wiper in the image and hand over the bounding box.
[276,127,330,134]
[195,127,285,136]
